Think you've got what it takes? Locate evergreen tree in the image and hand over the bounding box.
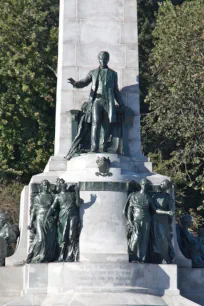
[138,0,157,114]
[0,0,59,181]
[142,0,204,227]
[138,0,184,114]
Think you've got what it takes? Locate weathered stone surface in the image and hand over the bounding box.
[126,44,139,68]
[6,186,29,266]
[178,268,204,305]
[64,0,76,20]
[63,20,80,42]
[76,44,126,69]
[128,139,142,157]
[121,22,138,44]
[78,0,124,20]
[0,267,23,294]
[80,21,121,44]
[126,92,140,115]
[1,293,169,306]
[1,264,200,306]
[74,90,90,109]
[122,68,139,90]
[24,263,179,296]
[128,115,141,140]
[62,43,76,67]
[55,111,73,156]
[58,91,75,112]
[79,191,128,261]
[124,0,137,21]
[61,66,78,91]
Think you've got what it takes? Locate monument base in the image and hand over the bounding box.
[0,263,199,306]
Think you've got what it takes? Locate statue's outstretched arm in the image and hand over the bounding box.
[151,197,173,216]
[69,72,92,89]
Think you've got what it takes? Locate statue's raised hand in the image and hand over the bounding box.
[68,78,76,87]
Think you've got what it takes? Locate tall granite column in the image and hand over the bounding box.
[54,0,141,158]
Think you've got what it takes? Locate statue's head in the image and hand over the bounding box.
[58,178,67,192]
[40,179,50,193]
[180,213,192,228]
[0,212,8,228]
[160,179,172,192]
[98,51,110,68]
[139,178,151,192]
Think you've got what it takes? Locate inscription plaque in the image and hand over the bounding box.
[78,263,133,287]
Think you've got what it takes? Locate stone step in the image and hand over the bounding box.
[3,293,168,306]
[0,295,21,306]
[3,292,201,306]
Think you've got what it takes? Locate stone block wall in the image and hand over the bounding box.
[55,0,141,157]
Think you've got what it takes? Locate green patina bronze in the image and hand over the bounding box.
[0,212,19,266]
[66,51,126,157]
[26,180,57,263]
[177,214,204,268]
[150,179,175,264]
[124,179,175,264]
[47,179,80,262]
[26,179,80,264]
[124,178,153,263]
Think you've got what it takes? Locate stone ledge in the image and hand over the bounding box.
[23,263,179,296]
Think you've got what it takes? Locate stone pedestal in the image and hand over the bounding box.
[1,263,186,306]
[55,0,141,158]
[23,263,180,296]
[79,190,128,262]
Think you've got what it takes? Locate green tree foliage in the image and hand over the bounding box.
[138,0,185,114]
[138,0,157,114]
[0,182,23,224]
[142,0,204,224]
[0,0,59,182]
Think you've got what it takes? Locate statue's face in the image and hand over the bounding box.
[99,53,109,68]
[140,179,149,191]
[41,180,49,192]
[60,182,67,191]
[160,180,170,192]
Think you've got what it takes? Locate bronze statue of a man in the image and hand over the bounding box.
[68,51,125,152]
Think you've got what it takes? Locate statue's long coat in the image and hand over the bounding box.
[75,67,123,123]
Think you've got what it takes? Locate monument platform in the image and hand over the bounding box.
[2,263,200,306]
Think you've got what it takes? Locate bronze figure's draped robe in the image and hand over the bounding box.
[28,191,57,263]
[126,192,152,262]
[51,184,80,262]
[124,179,153,263]
[151,191,175,263]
